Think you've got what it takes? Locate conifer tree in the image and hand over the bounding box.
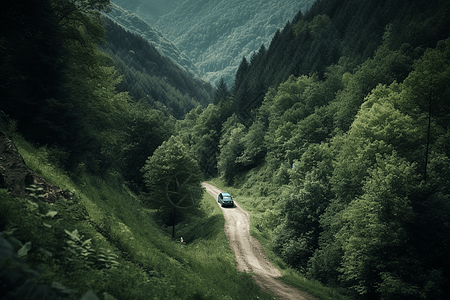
[213,77,229,104]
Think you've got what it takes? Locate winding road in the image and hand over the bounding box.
[202,182,317,300]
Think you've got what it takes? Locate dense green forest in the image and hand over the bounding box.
[152,0,315,85]
[1,0,212,185]
[104,3,203,80]
[101,17,214,119]
[177,0,450,299]
[110,0,315,86]
[1,0,450,299]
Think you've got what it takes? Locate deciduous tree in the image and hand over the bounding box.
[141,136,203,225]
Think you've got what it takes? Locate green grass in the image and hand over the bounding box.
[208,178,352,300]
[1,137,276,300]
[1,136,349,299]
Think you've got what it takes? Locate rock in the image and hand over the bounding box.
[0,132,72,202]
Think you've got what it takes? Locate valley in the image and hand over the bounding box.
[1,0,450,299]
[110,0,315,85]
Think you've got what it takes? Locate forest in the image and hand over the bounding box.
[1,0,450,299]
[210,0,450,299]
[104,2,204,80]
[101,17,214,118]
[152,0,315,85]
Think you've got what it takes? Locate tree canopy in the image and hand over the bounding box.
[2,0,450,299]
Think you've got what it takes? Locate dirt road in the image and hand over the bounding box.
[202,182,316,300]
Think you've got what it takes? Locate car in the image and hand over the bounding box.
[218,192,234,207]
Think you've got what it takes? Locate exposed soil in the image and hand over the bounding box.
[202,182,317,300]
[0,132,72,202]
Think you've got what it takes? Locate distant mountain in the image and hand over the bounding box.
[101,16,214,119]
[105,3,201,78]
[112,0,315,86]
[112,0,184,24]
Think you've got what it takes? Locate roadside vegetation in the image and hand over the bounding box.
[0,136,274,300]
[208,178,351,300]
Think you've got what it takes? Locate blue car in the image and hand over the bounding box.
[218,192,234,207]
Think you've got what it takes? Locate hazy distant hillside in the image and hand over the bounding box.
[105,3,201,78]
[102,17,214,119]
[112,0,183,24]
[112,0,314,85]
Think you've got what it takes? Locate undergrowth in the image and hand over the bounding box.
[1,137,275,300]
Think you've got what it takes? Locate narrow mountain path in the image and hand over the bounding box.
[202,182,317,300]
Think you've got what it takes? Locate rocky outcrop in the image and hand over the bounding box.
[0,132,72,202]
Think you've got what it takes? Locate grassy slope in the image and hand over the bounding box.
[0,136,274,300]
[208,176,351,300]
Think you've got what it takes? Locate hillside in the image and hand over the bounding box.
[112,0,315,85]
[101,17,214,118]
[175,0,450,299]
[104,3,201,78]
[155,0,315,85]
[229,0,450,125]
[112,0,183,24]
[2,0,450,299]
[0,134,277,300]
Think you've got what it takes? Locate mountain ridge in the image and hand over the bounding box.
[112,0,315,85]
[104,3,202,78]
[101,16,214,118]
[112,0,183,24]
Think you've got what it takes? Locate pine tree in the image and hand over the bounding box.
[213,77,229,104]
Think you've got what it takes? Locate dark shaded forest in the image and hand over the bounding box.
[101,17,214,119]
[1,0,450,299]
[105,2,203,79]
